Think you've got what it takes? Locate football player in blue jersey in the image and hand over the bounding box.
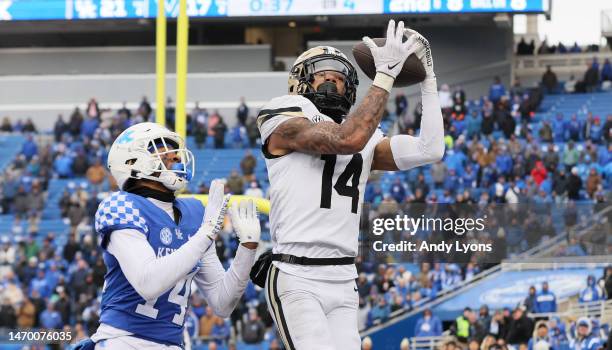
[84,122,260,349]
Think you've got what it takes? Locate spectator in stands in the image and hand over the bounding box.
[567,167,583,200]
[602,266,612,300]
[584,63,600,93]
[72,149,89,176]
[245,117,259,147]
[210,317,230,345]
[53,149,74,178]
[16,296,36,329]
[439,84,453,112]
[226,170,244,194]
[67,194,86,236]
[506,307,533,345]
[13,185,29,223]
[69,107,84,137]
[86,158,106,192]
[563,142,580,173]
[570,42,581,53]
[489,77,506,105]
[585,168,602,198]
[0,117,12,132]
[498,109,516,139]
[86,98,100,119]
[452,307,473,343]
[240,150,256,178]
[236,97,249,126]
[27,181,44,223]
[199,306,218,338]
[528,322,554,350]
[589,116,603,144]
[481,108,495,137]
[538,120,553,142]
[531,161,548,187]
[565,75,577,94]
[213,115,228,149]
[395,93,408,118]
[476,305,492,341]
[542,66,558,94]
[390,177,407,203]
[601,59,612,82]
[368,296,391,326]
[489,310,509,340]
[516,38,528,55]
[570,318,603,350]
[21,134,38,161]
[603,115,612,143]
[542,145,559,173]
[242,308,266,344]
[579,275,604,303]
[40,301,62,329]
[534,282,557,314]
[362,337,373,350]
[52,115,67,142]
[551,113,567,142]
[429,160,447,190]
[414,308,442,337]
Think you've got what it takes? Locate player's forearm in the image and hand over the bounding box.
[389,78,444,169]
[417,78,445,161]
[194,245,256,318]
[340,85,390,151]
[108,228,213,301]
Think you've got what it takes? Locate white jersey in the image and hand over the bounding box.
[258,95,384,281]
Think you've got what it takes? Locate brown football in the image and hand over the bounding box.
[352,38,426,88]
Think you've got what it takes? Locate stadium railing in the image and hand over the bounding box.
[528,299,612,321]
[409,334,451,350]
[513,51,612,79]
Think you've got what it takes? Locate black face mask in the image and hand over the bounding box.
[303,81,351,124]
[317,81,338,94]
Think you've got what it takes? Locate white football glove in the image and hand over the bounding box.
[201,179,230,240]
[403,28,435,78]
[229,199,261,245]
[363,19,418,92]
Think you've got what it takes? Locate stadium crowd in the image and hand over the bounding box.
[362,269,612,350]
[0,73,610,348]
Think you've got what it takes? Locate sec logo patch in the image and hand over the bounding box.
[160,227,173,245]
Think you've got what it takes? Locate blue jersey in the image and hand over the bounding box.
[94,191,205,347]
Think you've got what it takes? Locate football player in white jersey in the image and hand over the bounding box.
[78,122,261,350]
[256,20,445,349]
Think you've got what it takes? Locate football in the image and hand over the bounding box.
[352,37,426,87]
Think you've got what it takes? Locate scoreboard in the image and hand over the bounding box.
[0,0,549,21]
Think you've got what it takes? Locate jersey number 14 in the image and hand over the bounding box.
[134,271,197,325]
[320,154,363,214]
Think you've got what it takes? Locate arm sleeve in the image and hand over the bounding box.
[107,228,213,301]
[389,78,445,170]
[193,244,256,318]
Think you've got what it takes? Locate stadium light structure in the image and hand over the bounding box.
[155,0,167,127]
[175,0,189,140]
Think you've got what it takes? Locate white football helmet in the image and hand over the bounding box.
[288,46,359,122]
[107,122,194,192]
